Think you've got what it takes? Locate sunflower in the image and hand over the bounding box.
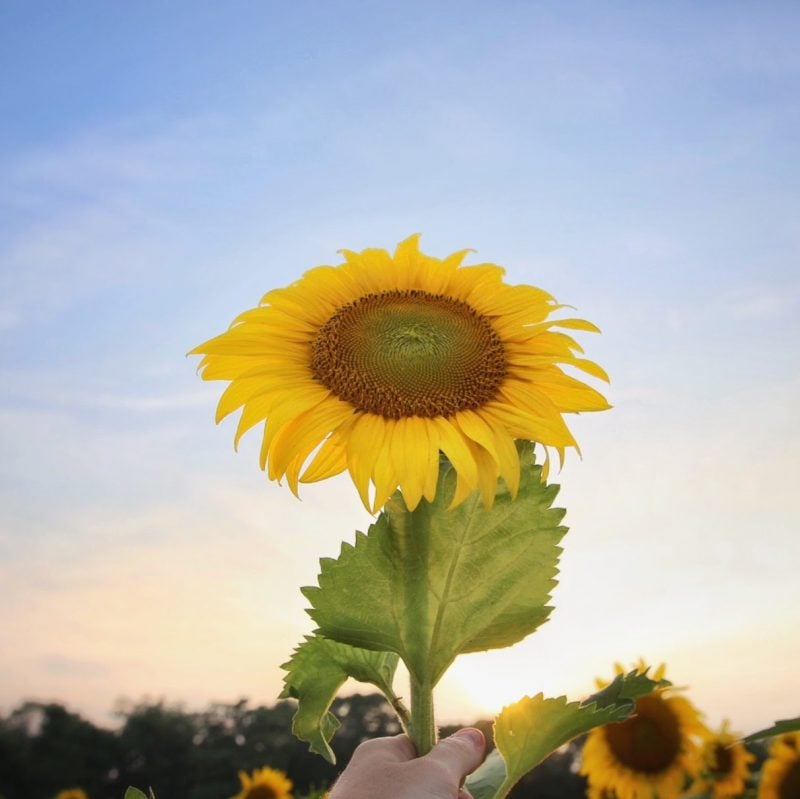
[586,787,618,799]
[759,732,800,799]
[54,791,88,799]
[692,720,756,798]
[192,235,609,511]
[581,662,707,799]
[232,767,293,799]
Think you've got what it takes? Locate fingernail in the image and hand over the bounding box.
[453,728,485,748]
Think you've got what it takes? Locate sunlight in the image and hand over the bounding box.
[444,643,589,720]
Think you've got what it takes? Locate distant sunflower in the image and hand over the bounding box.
[586,787,618,799]
[581,662,707,799]
[692,720,755,798]
[55,790,88,799]
[232,767,293,799]
[192,235,609,511]
[759,732,800,799]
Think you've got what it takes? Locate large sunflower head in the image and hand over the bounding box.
[232,767,293,799]
[191,235,609,511]
[759,732,800,799]
[692,720,756,798]
[581,662,707,799]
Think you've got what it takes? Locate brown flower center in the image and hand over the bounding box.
[709,742,733,777]
[244,786,278,799]
[311,289,506,418]
[780,759,800,799]
[604,695,682,774]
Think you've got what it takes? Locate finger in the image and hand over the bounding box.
[350,733,417,765]
[458,790,474,799]
[423,728,486,782]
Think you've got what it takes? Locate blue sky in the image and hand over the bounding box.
[1,1,798,731]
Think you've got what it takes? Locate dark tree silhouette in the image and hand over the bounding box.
[0,702,117,799]
[0,694,584,799]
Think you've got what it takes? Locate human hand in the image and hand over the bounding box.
[329,728,486,799]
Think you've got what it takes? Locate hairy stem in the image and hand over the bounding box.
[409,676,437,756]
[387,690,412,733]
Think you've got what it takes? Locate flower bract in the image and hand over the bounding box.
[758,732,800,799]
[581,662,707,799]
[232,766,293,799]
[192,235,609,511]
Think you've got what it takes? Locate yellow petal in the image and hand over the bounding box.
[284,451,307,496]
[371,420,399,511]
[286,265,360,309]
[215,377,268,423]
[392,416,430,511]
[469,283,554,320]
[464,438,499,508]
[431,248,472,291]
[513,330,585,356]
[345,414,386,511]
[422,420,441,502]
[449,468,478,509]
[300,432,348,483]
[340,247,397,294]
[490,389,577,448]
[237,384,330,450]
[235,394,275,449]
[216,371,308,423]
[478,412,520,497]
[454,410,501,467]
[433,417,478,490]
[521,372,611,412]
[232,304,320,332]
[568,357,610,382]
[446,264,505,301]
[392,234,423,290]
[267,400,353,479]
[550,317,601,333]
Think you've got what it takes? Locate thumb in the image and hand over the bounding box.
[423,728,486,782]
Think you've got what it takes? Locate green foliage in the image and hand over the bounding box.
[743,716,800,743]
[303,443,566,688]
[280,635,400,762]
[119,702,195,799]
[0,695,404,799]
[466,670,665,799]
[0,702,117,799]
[124,789,153,799]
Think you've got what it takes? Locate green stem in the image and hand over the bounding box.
[386,689,412,734]
[409,675,437,755]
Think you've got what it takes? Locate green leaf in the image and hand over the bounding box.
[280,634,400,763]
[465,751,508,799]
[585,668,672,707]
[124,789,149,799]
[303,443,565,686]
[743,716,800,743]
[466,670,665,799]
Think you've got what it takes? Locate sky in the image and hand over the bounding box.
[1,1,798,735]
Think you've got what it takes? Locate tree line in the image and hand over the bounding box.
[0,693,587,799]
